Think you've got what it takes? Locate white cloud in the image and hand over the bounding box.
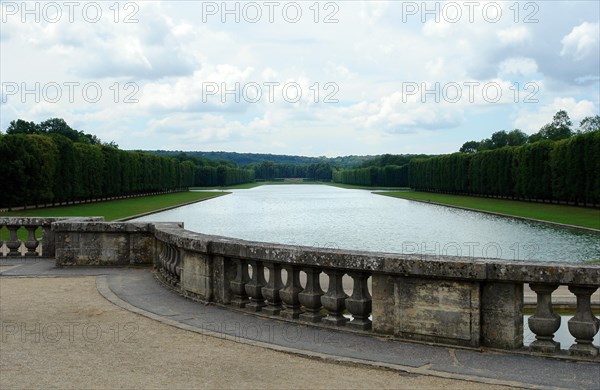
[1,1,599,155]
[497,26,531,45]
[513,98,597,133]
[498,58,538,77]
[561,22,600,61]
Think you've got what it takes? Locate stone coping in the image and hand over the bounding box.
[151,223,600,286]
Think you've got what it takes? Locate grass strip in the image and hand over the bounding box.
[0,192,227,222]
[376,191,600,230]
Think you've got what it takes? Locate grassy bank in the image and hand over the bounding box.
[0,191,228,222]
[377,191,600,230]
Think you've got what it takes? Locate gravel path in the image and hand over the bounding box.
[0,276,512,389]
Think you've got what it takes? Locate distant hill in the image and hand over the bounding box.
[145,150,377,168]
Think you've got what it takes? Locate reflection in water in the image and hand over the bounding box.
[133,185,600,262]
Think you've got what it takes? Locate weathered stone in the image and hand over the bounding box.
[212,255,235,304]
[299,267,324,323]
[230,258,250,308]
[528,283,561,353]
[394,277,480,347]
[371,274,394,334]
[346,272,372,331]
[481,282,524,349]
[8,216,600,358]
[567,285,600,357]
[181,251,212,301]
[280,265,303,319]
[6,226,21,257]
[321,269,349,326]
[262,262,283,315]
[245,260,266,312]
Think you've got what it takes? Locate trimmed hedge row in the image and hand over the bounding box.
[0,133,196,208]
[408,131,600,205]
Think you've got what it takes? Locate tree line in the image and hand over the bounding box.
[332,164,409,187]
[409,130,600,205]
[459,112,599,153]
[331,154,430,186]
[0,132,196,208]
[0,119,254,207]
[247,160,333,181]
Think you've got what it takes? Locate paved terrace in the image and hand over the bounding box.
[1,258,598,389]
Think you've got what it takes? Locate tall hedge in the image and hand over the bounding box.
[0,134,196,208]
[408,131,600,205]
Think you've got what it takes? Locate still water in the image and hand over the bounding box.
[134,184,599,346]
[134,184,599,262]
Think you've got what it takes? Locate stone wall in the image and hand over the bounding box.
[52,221,160,266]
[42,219,600,357]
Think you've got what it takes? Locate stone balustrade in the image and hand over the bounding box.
[0,217,102,257]
[3,217,598,359]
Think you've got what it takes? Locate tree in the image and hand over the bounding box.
[507,129,528,146]
[490,131,509,149]
[537,110,574,141]
[579,115,600,133]
[6,119,40,135]
[460,141,479,153]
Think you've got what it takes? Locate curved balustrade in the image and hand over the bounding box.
[5,217,598,360]
[149,222,599,359]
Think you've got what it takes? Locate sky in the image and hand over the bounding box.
[1,0,599,157]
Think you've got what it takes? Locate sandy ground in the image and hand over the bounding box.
[0,276,512,390]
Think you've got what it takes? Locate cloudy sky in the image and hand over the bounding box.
[1,1,598,156]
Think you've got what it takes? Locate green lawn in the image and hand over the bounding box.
[0,191,228,222]
[377,191,600,230]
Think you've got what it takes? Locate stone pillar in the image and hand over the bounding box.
[299,267,324,323]
[481,282,524,349]
[24,226,39,256]
[280,265,303,319]
[212,255,236,304]
[245,260,266,312]
[346,272,372,330]
[321,269,349,326]
[230,258,250,308]
[567,285,600,357]
[528,283,561,353]
[41,225,55,257]
[6,225,21,257]
[261,263,283,315]
[371,274,394,334]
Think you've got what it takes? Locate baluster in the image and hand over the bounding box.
[321,269,349,326]
[528,283,561,353]
[163,245,172,282]
[173,247,181,286]
[262,263,283,315]
[6,225,21,257]
[346,272,372,330]
[567,286,599,357]
[158,242,165,269]
[24,226,39,256]
[299,267,324,323]
[245,260,267,312]
[280,265,303,319]
[230,259,250,308]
